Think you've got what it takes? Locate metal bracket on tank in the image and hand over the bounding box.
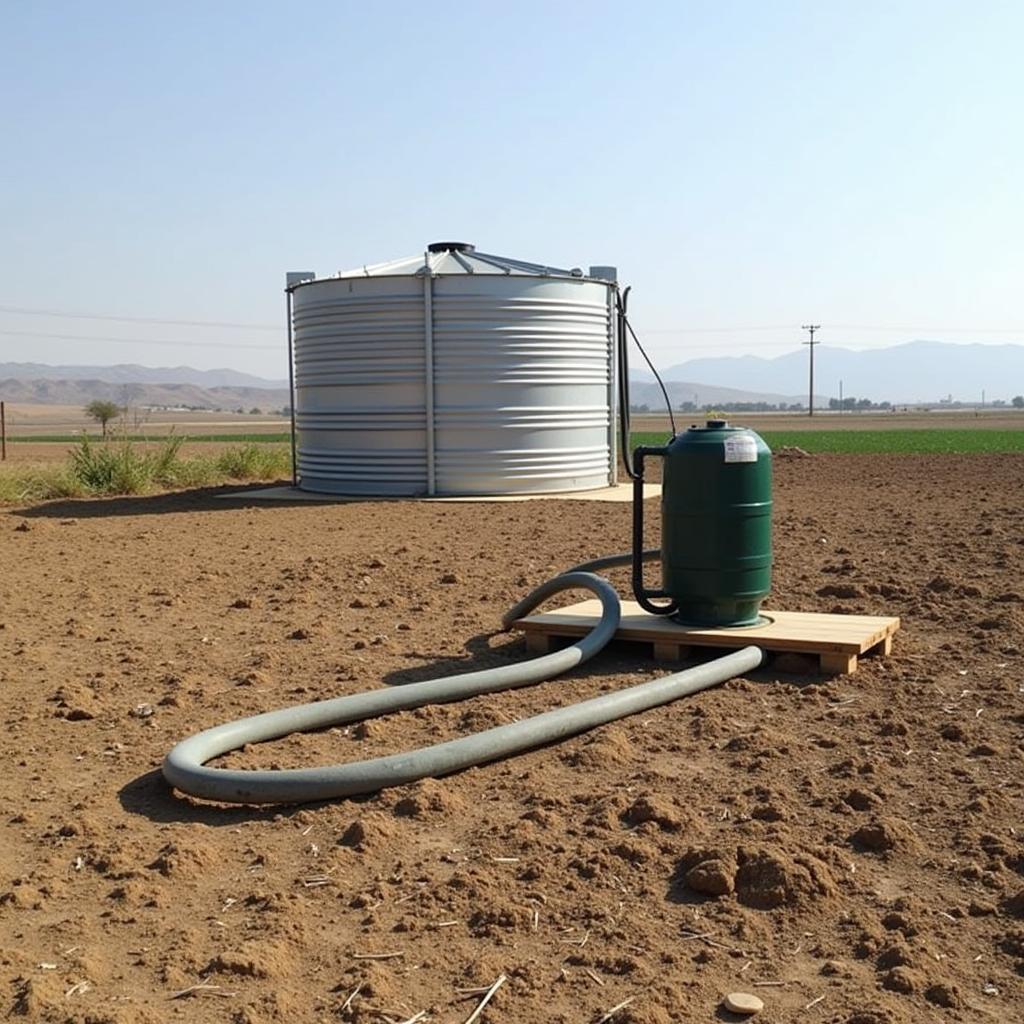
[284,271,316,488]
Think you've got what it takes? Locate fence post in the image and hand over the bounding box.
[1,401,6,461]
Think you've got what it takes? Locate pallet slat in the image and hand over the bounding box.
[512,599,900,675]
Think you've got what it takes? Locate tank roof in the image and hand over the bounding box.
[330,245,589,280]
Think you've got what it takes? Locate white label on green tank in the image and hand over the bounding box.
[723,436,757,463]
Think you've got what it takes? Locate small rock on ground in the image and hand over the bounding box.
[723,991,764,1015]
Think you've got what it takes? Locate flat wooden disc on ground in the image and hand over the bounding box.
[723,991,764,1015]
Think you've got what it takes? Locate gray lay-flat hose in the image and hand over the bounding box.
[163,562,764,805]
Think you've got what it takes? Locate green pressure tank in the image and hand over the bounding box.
[632,420,772,627]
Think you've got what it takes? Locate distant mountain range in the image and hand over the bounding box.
[626,379,819,409]
[0,361,290,411]
[637,341,1024,404]
[0,373,805,412]
[2,341,1022,410]
[1,365,813,411]
[0,377,290,411]
[0,362,287,390]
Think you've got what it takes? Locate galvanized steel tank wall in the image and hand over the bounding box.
[290,247,617,496]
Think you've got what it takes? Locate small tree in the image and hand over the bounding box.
[85,399,120,437]
[1013,395,1024,409]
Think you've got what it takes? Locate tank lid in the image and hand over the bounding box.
[706,419,729,429]
[427,241,476,253]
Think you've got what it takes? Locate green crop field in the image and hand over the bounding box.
[629,429,1024,454]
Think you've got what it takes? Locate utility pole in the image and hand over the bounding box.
[839,379,843,415]
[802,324,821,416]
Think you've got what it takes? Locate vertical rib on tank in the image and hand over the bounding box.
[290,245,617,496]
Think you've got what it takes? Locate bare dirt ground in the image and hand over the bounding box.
[1,455,1022,1024]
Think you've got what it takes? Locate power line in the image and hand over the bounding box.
[0,304,279,332]
[641,325,796,334]
[630,339,808,350]
[0,326,796,356]
[822,324,1024,334]
[645,324,1024,336]
[2,303,1024,338]
[0,329,279,351]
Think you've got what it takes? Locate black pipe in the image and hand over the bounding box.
[616,287,639,480]
[632,446,678,616]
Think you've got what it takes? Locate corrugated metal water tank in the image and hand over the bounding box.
[289,243,618,495]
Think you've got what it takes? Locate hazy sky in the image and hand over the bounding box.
[3,1,1023,379]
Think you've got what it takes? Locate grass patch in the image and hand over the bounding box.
[0,465,86,504]
[213,443,291,480]
[69,434,186,493]
[629,429,1024,454]
[0,437,291,504]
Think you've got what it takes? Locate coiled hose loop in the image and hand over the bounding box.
[163,567,763,805]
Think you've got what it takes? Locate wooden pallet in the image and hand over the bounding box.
[512,599,900,675]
